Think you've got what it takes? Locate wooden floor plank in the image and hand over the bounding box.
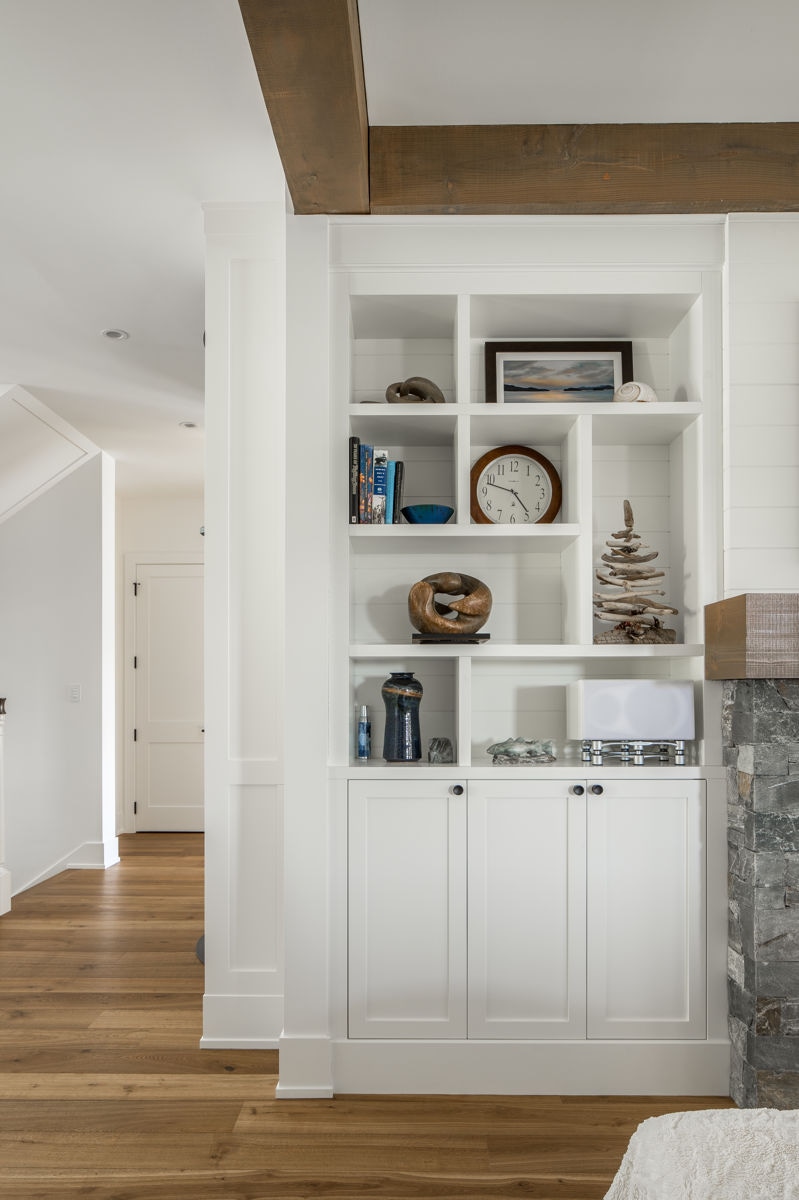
[0,832,734,1199]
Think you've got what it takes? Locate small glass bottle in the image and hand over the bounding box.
[357,704,371,761]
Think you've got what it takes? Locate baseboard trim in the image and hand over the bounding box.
[0,866,11,914]
[277,1034,333,1099]
[202,992,283,1045]
[13,838,120,895]
[331,1038,732,1096]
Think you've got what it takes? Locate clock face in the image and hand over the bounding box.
[470,445,562,525]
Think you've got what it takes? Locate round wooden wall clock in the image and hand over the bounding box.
[470,444,562,525]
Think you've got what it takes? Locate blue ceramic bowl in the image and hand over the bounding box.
[401,504,454,525]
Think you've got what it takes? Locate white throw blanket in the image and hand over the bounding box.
[604,1108,799,1200]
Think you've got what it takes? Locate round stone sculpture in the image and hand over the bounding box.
[408,571,492,637]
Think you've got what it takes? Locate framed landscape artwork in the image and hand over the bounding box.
[485,340,633,404]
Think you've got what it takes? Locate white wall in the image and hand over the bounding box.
[725,215,799,593]
[0,453,117,894]
[115,492,204,832]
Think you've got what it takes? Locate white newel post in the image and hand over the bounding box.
[0,701,10,913]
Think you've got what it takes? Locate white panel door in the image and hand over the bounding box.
[134,563,204,831]
[348,779,467,1038]
[468,781,587,1039]
[586,779,706,1039]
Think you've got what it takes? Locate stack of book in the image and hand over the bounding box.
[349,438,405,524]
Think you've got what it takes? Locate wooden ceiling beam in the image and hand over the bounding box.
[238,0,369,214]
[369,123,799,215]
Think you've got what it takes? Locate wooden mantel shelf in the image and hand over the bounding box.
[704,594,799,679]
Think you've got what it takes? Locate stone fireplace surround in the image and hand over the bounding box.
[724,679,799,1107]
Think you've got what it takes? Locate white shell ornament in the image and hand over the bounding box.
[613,381,658,404]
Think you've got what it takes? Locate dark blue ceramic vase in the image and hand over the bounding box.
[381,671,423,762]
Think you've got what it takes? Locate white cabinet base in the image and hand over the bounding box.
[331,1038,731,1096]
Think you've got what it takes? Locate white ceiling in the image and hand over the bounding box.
[1,0,797,496]
[359,0,799,125]
[0,0,281,496]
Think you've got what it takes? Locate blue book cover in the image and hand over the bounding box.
[385,460,396,525]
[371,448,388,524]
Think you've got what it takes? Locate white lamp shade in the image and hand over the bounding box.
[566,679,695,741]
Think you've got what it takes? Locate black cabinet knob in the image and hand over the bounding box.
[451,784,464,796]
[572,784,585,795]
[591,784,604,795]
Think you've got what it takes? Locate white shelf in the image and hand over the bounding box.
[350,642,704,659]
[349,524,581,553]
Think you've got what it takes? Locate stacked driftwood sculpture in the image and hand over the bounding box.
[593,500,678,644]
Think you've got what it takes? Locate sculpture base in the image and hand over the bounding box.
[412,633,490,644]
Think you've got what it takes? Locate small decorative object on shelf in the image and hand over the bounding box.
[382,672,423,762]
[613,381,659,403]
[408,571,492,639]
[385,376,446,404]
[593,499,678,644]
[428,736,454,764]
[487,737,557,765]
[401,504,454,525]
[356,705,371,761]
[580,739,687,767]
[470,445,561,525]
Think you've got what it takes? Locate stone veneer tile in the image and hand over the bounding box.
[725,679,799,1108]
[756,1070,799,1107]
[752,775,799,814]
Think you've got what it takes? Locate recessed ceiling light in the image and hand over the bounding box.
[101,327,129,340]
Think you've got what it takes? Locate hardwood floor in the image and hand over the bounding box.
[0,833,733,1199]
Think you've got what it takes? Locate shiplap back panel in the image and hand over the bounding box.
[726,216,799,594]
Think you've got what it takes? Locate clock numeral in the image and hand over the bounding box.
[510,459,519,472]
[510,513,516,524]
[496,463,505,475]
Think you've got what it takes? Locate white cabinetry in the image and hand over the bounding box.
[348,778,466,1038]
[349,778,705,1043]
[467,779,587,1039]
[586,778,706,1040]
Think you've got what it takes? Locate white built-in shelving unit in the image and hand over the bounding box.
[316,220,729,1097]
[333,285,715,770]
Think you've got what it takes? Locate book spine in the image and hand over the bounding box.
[385,460,396,525]
[392,460,405,522]
[349,436,360,524]
[358,443,373,523]
[372,448,388,524]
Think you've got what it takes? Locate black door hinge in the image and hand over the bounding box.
[133,581,140,596]
[133,729,137,741]
[134,802,137,814]
[133,656,137,669]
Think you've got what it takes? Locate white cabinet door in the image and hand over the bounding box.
[348,779,467,1038]
[468,781,586,1039]
[586,779,706,1040]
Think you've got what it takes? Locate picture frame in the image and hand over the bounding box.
[485,340,634,404]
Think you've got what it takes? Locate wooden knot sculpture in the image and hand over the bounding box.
[385,376,446,404]
[408,572,492,636]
